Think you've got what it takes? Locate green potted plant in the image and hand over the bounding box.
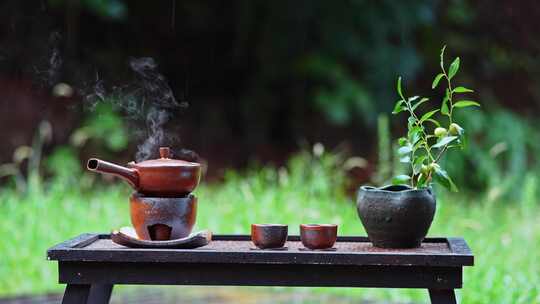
[357,46,480,248]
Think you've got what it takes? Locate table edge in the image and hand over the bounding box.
[47,233,474,267]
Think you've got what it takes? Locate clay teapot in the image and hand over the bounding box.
[87,147,201,197]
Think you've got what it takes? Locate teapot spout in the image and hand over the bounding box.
[87,158,139,189]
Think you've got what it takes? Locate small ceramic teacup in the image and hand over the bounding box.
[251,224,288,249]
[300,224,338,250]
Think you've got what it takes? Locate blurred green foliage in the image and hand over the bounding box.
[45,146,81,180]
[46,102,128,189]
[375,107,540,201]
[71,102,129,152]
[0,103,128,195]
[444,109,540,201]
[4,0,539,200]
[1,148,539,303]
[16,1,540,187]
[284,1,435,125]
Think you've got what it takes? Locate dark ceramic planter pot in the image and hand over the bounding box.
[356,185,436,248]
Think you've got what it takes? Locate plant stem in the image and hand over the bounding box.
[403,100,435,163]
[434,145,448,163]
[440,64,454,124]
[435,53,454,163]
[409,149,416,188]
[402,98,436,188]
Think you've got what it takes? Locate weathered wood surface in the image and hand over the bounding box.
[48,234,474,267]
[49,234,473,304]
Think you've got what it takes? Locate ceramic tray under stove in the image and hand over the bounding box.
[48,234,473,267]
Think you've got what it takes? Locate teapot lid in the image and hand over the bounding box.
[131,147,200,168]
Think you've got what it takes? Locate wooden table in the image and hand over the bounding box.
[47,234,474,304]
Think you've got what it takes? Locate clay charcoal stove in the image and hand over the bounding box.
[87,146,202,241]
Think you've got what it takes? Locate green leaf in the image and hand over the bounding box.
[392,175,411,185]
[413,155,427,173]
[433,136,458,148]
[432,73,445,89]
[408,126,422,143]
[398,145,412,155]
[448,57,460,79]
[453,86,474,93]
[433,167,458,192]
[408,96,420,102]
[413,139,424,150]
[426,119,441,127]
[412,97,429,111]
[454,100,481,108]
[414,155,427,166]
[440,45,447,70]
[460,132,468,149]
[420,109,440,123]
[398,137,408,146]
[392,100,406,114]
[417,173,428,188]
[408,116,417,127]
[396,77,404,99]
[400,156,411,164]
[411,133,421,145]
[441,96,450,115]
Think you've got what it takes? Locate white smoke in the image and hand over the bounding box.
[85,57,187,161]
[33,32,63,87]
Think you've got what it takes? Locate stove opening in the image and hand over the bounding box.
[148,224,172,241]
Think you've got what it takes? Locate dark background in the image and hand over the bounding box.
[1,0,540,185]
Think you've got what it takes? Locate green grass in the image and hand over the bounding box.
[0,151,539,303]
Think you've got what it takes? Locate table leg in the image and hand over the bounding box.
[428,289,457,304]
[62,284,91,304]
[62,284,113,304]
[88,284,114,304]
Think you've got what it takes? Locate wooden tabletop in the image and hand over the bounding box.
[47,234,474,267]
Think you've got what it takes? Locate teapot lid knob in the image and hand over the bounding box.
[159,147,171,159]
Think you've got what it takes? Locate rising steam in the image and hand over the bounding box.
[34,32,63,87]
[33,31,188,162]
[129,57,187,161]
[85,57,187,161]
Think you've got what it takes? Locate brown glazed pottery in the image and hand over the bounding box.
[251,224,288,249]
[300,224,338,250]
[130,193,197,241]
[87,147,201,197]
